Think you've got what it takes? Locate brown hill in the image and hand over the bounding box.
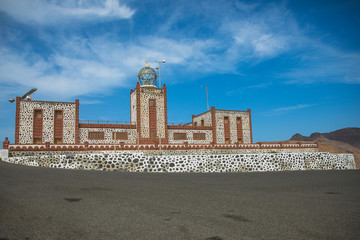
[290,127,360,169]
[291,128,360,148]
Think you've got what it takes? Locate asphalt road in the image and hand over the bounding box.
[0,161,359,240]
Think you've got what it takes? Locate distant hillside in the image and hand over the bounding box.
[291,128,360,149]
[290,127,360,169]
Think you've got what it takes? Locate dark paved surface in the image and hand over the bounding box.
[0,161,359,240]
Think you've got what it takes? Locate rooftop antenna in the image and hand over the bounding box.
[201,85,209,111]
[155,59,166,88]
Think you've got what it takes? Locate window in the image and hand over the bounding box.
[194,122,197,126]
[238,138,242,144]
[193,133,206,140]
[224,117,229,123]
[237,117,242,124]
[225,138,230,144]
[55,110,63,119]
[33,138,41,144]
[113,132,128,140]
[174,133,187,140]
[201,119,204,126]
[88,132,104,140]
[149,99,155,107]
[34,110,42,119]
[150,131,157,138]
[54,138,62,144]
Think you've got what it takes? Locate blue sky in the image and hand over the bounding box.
[0,0,359,144]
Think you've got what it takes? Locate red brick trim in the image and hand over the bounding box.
[224,116,230,144]
[15,97,21,144]
[19,99,76,104]
[130,89,133,124]
[236,117,243,144]
[211,106,216,144]
[79,123,136,129]
[192,110,211,119]
[112,132,128,140]
[7,142,319,152]
[215,109,249,113]
[3,137,10,149]
[247,109,253,144]
[167,125,212,130]
[75,99,79,144]
[88,131,105,140]
[54,109,63,144]
[173,132,187,140]
[163,84,168,144]
[139,86,158,89]
[33,109,43,144]
[149,98,157,139]
[136,82,141,138]
[193,133,206,140]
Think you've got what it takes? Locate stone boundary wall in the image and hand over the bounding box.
[7,147,318,158]
[3,151,355,172]
[6,142,319,152]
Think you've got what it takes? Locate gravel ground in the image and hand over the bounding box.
[0,161,359,240]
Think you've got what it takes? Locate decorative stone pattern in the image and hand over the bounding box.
[7,147,319,158]
[79,128,137,144]
[4,152,355,172]
[168,129,212,144]
[19,101,76,144]
[130,91,137,124]
[142,147,319,155]
[215,110,251,144]
[192,111,212,126]
[139,88,165,138]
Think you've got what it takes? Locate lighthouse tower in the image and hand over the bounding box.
[130,63,168,144]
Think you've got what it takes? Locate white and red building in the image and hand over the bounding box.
[3,64,316,152]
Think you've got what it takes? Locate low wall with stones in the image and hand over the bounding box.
[7,147,318,158]
[3,151,355,172]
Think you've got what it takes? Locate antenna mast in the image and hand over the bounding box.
[206,84,209,111]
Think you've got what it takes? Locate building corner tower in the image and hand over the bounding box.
[130,64,168,144]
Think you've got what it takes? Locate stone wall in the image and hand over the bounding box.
[3,151,355,172]
[167,129,212,144]
[139,87,166,139]
[142,147,319,155]
[214,110,251,144]
[79,128,137,144]
[18,100,76,144]
[192,111,212,126]
[130,90,137,124]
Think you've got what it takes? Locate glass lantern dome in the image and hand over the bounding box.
[138,64,157,87]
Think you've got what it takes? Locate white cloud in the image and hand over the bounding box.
[220,2,299,61]
[0,0,358,103]
[279,41,360,84]
[231,24,289,58]
[259,103,318,117]
[79,99,102,105]
[0,35,223,99]
[272,104,317,113]
[0,0,135,25]
[0,47,127,99]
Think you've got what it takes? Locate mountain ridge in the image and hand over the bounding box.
[289,127,360,169]
[290,127,360,148]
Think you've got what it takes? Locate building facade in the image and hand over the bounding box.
[12,64,253,147]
